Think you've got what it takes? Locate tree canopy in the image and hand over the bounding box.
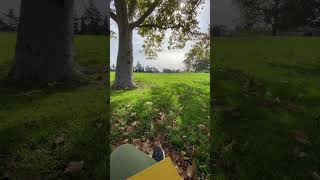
[235,0,320,35]
[110,0,205,59]
[184,32,209,72]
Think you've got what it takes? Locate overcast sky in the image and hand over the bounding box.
[110,0,210,71]
[212,0,241,28]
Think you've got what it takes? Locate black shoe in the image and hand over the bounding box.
[152,146,165,162]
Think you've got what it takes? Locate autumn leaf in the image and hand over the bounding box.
[186,162,196,178]
[64,161,84,173]
[122,139,129,144]
[298,152,308,158]
[131,121,138,127]
[197,123,209,133]
[55,136,65,146]
[155,112,166,124]
[126,125,135,133]
[95,122,102,129]
[293,130,311,145]
[130,112,137,117]
[274,97,281,104]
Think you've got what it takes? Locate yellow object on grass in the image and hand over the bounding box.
[127,157,181,180]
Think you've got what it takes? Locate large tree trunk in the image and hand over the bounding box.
[272,26,278,36]
[112,28,135,89]
[112,1,135,89]
[272,29,278,36]
[9,0,82,88]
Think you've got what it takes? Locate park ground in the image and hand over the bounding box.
[110,72,210,179]
[212,37,320,180]
[0,32,108,179]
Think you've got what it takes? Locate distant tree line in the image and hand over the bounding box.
[184,32,210,73]
[111,62,183,73]
[0,1,110,35]
[133,62,159,73]
[162,69,180,73]
[74,0,109,35]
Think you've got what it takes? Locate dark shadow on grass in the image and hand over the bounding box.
[212,66,320,180]
[0,108,108,179]
[0,69,105,114]
[0,71,108,179]
[267,61,320,76]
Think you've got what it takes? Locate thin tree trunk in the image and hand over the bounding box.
[272,27,278,36]
[9,0,82,88]
[112,0,135,89]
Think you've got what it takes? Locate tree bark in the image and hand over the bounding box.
[272,24,278,36]
[272,27,277,36]
[9,0,82,88]
[112,29,135,89]
[112,0,135,89]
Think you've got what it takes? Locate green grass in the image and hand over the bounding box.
[0,32,108,179]
[110,72,210,178]
[212,37,320,180]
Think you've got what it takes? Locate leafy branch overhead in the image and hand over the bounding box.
[184,30,210,72]
[110,0,205,59]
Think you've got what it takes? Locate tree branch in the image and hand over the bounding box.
[137,23,182,30]
[128,0,137,20]
[130,0,160,29]
[110,10,118,23]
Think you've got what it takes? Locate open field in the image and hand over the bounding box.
[0,32,108,179]
[212,37,320,179]
[110,72,210,178]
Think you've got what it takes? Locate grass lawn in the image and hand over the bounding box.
[0,32,108,179]
[110,72,210,179]
[212,37,320,179]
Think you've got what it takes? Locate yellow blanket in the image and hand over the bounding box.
[127,157,181,180]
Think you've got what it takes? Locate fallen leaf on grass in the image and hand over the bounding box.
[131,121,138,127]
[95,122,102,129]
[55,136,65,146]
[197,124,209,133]
[298,152,308,158]
[130,112,137,117]
[64,161,84,173]
[186,162,196,178]
[180,151,187,156]
[274,97,281,104]
[122,139,129,144]
[126,125,135,134]
[142,140,153,155]
[287,103,305,112]
[155,112,166,124]
[293,130,311,145]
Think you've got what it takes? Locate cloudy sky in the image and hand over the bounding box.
[110,0,210,71]
[211,0,241,28]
